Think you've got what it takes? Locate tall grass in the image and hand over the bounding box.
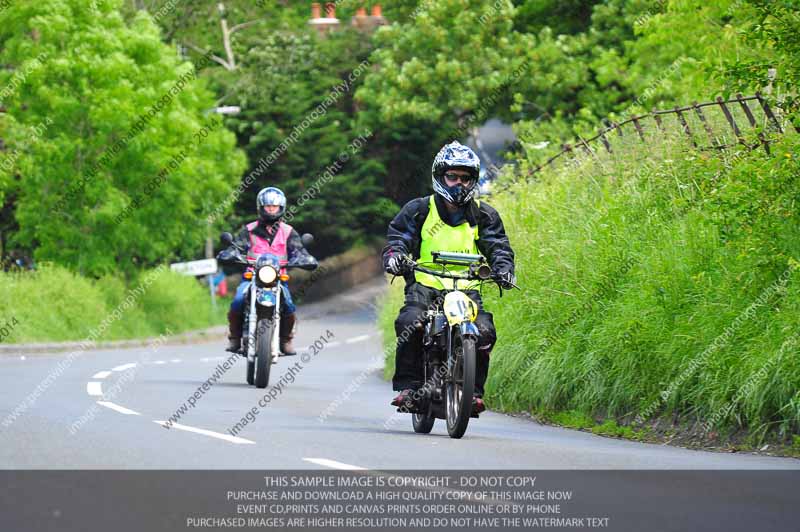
[0,264,226,343]
[379,129,800,442]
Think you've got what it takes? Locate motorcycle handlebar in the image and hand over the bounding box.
[403,258,520,290]
[221,254,294,268]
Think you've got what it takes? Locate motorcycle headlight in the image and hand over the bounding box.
[257,265,278,285]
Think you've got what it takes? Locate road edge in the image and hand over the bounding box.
[0,326,227,356]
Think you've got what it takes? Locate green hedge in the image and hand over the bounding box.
[0,264,226,343]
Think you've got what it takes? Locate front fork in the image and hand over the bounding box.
[446,321,480,382]
[246,282,282,362]
[271,283,281,360]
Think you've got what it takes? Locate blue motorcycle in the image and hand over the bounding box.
[219,232,314,388]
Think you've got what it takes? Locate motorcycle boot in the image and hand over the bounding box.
[280,312,298,356]
[226,310,244,353]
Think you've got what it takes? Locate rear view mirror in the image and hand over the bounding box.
[220,232,233,246]
[301,233,314,247]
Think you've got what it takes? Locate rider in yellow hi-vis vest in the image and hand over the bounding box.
[382,141,517,416]
[415,195,481,291]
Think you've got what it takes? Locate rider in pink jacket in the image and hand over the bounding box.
[220,187,317,355]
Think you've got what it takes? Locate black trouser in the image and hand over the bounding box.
[393,283,497,396]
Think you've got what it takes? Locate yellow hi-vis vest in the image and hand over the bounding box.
[415,196,481,291]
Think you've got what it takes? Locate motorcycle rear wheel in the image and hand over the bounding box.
[412,396,435,434]
[246,358,255,385]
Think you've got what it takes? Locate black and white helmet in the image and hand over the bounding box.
[431,140,480,206]
[256,187,286,223]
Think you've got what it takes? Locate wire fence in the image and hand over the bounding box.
[494,92,798,193]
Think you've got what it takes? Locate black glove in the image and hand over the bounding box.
[217,249,243,265]
[386,254,412,275]
[495,270,516,289]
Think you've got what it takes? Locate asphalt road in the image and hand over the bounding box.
[1,278,798,471]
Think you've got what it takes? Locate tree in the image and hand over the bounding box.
[512,0,603,36]
[356,0,536,201]
[222,28,393,256]
[721,0,800,126]
[0,0,246,276]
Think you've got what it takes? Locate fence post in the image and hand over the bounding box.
[652,108,664,132]
[692,101,717,148]
[599,129,612,153]
[632,117,645,141]
[716,96,746,147]
[755,91,787,134]
[674,106,696,148]
[736,93,770,155]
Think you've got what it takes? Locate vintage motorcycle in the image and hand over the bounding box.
[219,232,314,389]
[397,251,518,439]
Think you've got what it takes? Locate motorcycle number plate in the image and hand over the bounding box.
[443,291,478,326]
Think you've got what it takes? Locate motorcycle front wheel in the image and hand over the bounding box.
[254,318,274,389]
[446,328,475,439]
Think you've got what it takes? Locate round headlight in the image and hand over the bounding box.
[258,266,278,285]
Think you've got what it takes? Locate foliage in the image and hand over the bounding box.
[0,0,246,277]
[221,28,393,256]
[377,130,800,443]
[356,0,537,201]
[379,276,405,381]
[0,264,225,343]
[487,131,799,439]
[721,0,800,126]
[511,0,783,163]
[512,0,603,36]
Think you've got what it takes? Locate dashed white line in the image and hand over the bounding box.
[303,458,366,470]
[97,401,140,415]
[153,420,255,445]
[201,356,226,363]
[112,363,137,372]
[345,334,371,344]
[153,360,167,365]
[87,382,103,396]
[92,370,112,379]
[326,341,341,348]
[170,359,181,363]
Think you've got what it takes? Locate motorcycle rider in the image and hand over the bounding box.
[218,187,318,355]
[382,141,516,415]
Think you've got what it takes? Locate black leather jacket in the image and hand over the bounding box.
[382,195,515,284]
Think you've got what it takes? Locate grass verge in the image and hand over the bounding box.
[0,264,227,343]
[378,129,800,449]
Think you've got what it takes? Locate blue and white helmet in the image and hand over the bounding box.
[431,140,480,206]
[256,187,287,223]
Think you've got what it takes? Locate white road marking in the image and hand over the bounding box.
[153,420,255,445]
[153,360,167,365]
[112,363,137,372]
[170,359,181,363]
[92,370,112,379]
[97,401,140,415]
[87,382,103,396]
[303,458,366,470]
[326,341,341,348]
[20,356,26,360]
[201,356,226,362]
[345,334,371,344]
